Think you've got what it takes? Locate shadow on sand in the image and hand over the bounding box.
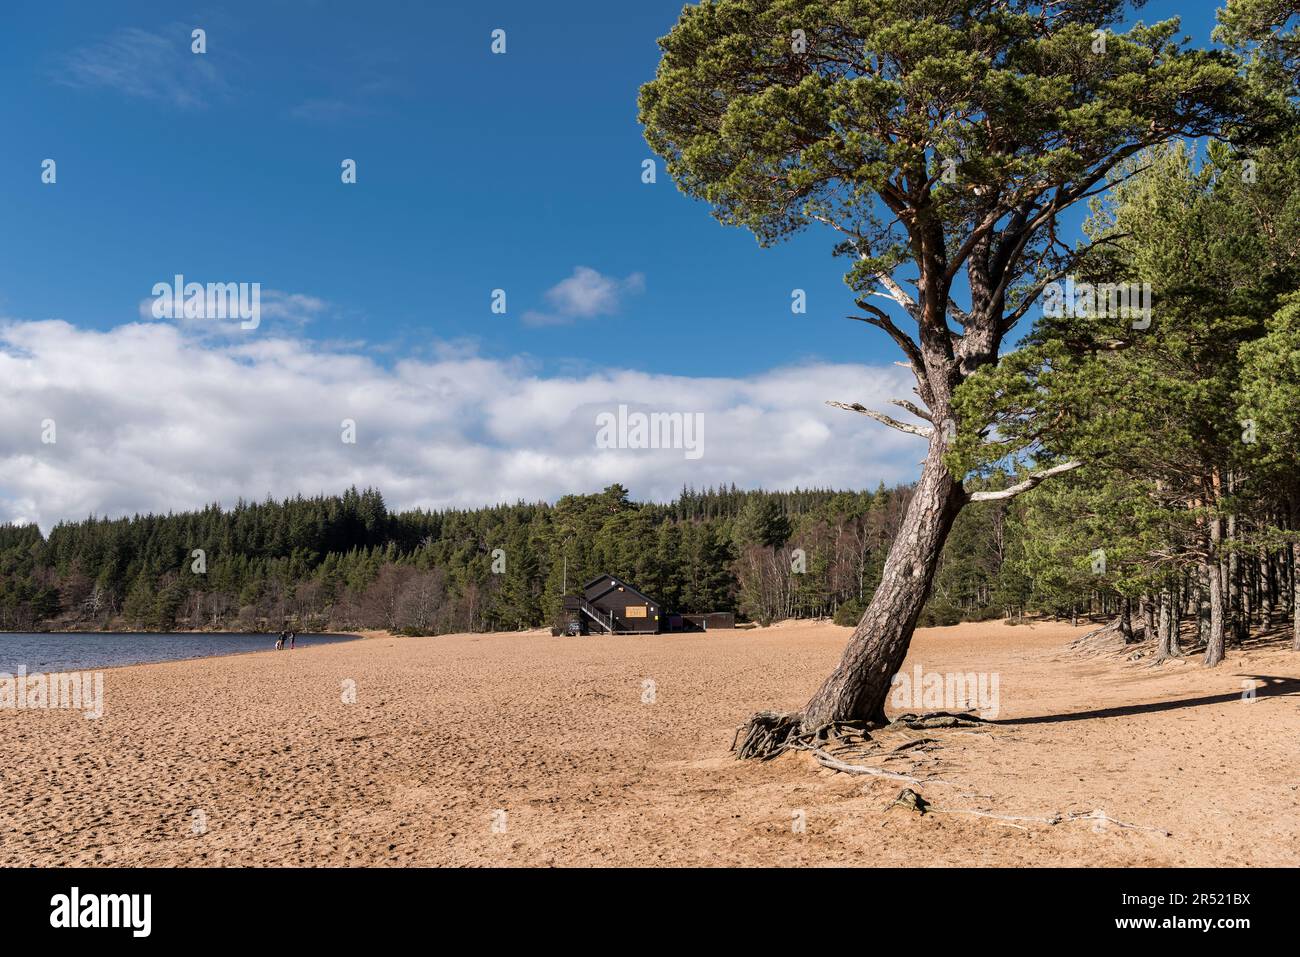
[989,675,1300,726]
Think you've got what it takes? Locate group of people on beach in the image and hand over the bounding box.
[275,630,296,651]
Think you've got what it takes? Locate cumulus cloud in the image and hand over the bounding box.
[55,26,228,109]
[0,320,923,531]
[523,267,646,326]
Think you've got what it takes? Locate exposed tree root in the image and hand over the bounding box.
[732,711,807,761]
[734,707,984,769]
[1070,617,1166,664]
[808,747,931,783]
[888,788,930,814]
[732,712,876,761]
[886,711,986,730]
[1068,617,1131,655]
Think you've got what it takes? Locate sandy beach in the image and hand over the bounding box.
[2,619,1297,867]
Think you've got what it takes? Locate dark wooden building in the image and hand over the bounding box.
[672,612,735,631]
[563,575,663,635]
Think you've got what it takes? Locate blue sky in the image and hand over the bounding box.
[0,2,1230,527]
[1,0,1224,374]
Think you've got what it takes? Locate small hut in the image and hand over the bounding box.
[562,575,663,635]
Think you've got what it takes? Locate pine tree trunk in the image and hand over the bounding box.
[1169,580,1183,656]
[1245,555,1256,626]
[1262,549,1275,628]
[1228,510,1243,646]
[1205,562,1226,666]
[1141,594,1155,643]
[1197,571,1210,647]
[1293,540,1300,652]
[1292,501,1300,652]
[801,439,964,727]
[1204,520,1226,666]
[1156,588,1174,660]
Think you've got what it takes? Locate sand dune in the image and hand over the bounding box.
[1,619,1297,867]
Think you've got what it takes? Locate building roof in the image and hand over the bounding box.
[581,574,660,608]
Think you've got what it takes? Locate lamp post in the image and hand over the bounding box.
[560,534,574,596]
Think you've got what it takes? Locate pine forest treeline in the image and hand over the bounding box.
[3,463,1296,649]
[0,483,920,634]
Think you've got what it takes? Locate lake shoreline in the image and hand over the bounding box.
[0,630,365,675]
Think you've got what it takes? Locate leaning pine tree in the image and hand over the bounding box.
[639,0,1259,751]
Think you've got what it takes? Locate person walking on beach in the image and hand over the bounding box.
[289,632,296,651]
[275,631,285,651]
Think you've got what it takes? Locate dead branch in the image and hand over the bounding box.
[967,460,1084,501]
[827,401,934,438]
[888,398,933,422]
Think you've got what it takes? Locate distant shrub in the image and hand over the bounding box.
[918,598,963,628]
[833,597,866,626]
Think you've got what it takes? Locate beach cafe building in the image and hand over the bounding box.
[563,576,662,635]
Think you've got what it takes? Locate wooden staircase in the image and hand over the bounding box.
[577,597,614,633]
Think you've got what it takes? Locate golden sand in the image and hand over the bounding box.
[2,619,1297,866]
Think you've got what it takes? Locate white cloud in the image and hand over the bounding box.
[0,320,924,531]
[55,26,228,109]
[136,288,328,332]
[523,267,646,326]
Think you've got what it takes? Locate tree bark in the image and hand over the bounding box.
[1156,588,1174,660]
[1292,500,1300,652]
[1169,580,1184,657]
[1205,560,1226,666]
[1204,519,1226,666]
[1141,594,1155,644]
[1293,540,1300,652]
[1197,570,1210,647]
[801,435,965,727]
[1227,480,1245,646]
[1262,549,1275,628]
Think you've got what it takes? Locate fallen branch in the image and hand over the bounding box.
[809,747,927,783]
